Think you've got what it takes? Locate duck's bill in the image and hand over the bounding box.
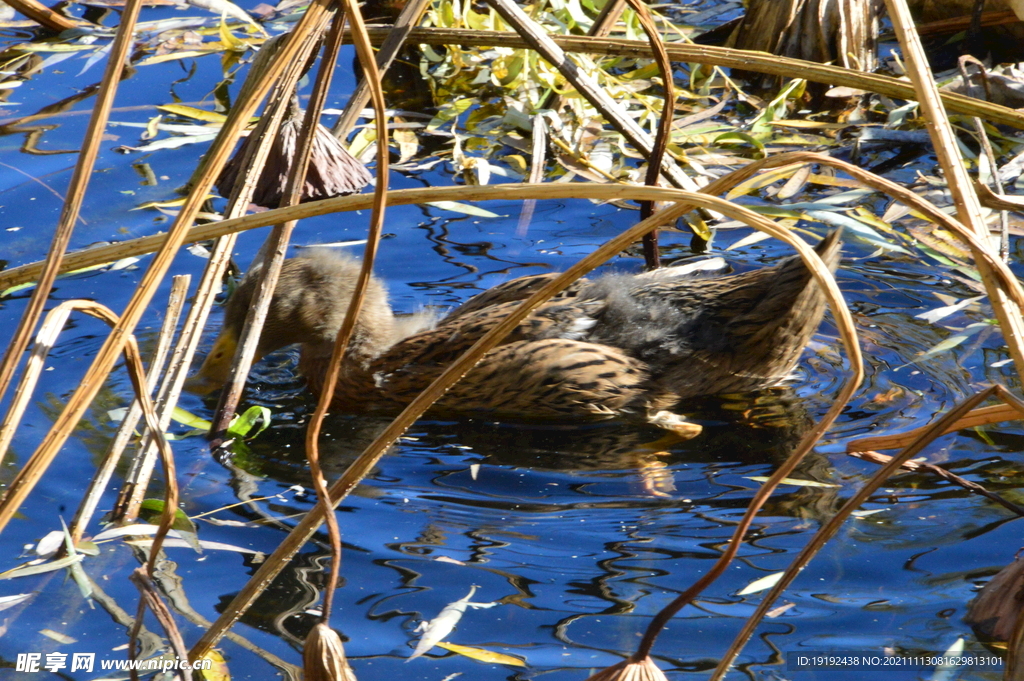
[184,331,238,395]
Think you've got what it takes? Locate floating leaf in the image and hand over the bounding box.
[218,14,246,52]
[61,518,92,600]
[139,499,201,552]
[0,593,32,612]
[156,104,228,123]
[714,131,766,158]
[745,476,839,488]
[138,49,224,65]
[197,649,231,681]
[127,538,262,554]
[737,571,784,596]
[802,209,910,254]
[851,509,888,518]
[435,642,526,667]
[408,586,498,660]
[0,554,84,580]
[916,296,985,324]
[173,406,213,430]
[40,629,77,644]
[426,201,501,218]
[912,322,993,363]
[186,0,264,33]
[929,637,965,681]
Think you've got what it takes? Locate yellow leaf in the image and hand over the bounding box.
[172,406,213,430]
[197,649,231,681]
[219,15,246,52]
[137,49,222,65]
[157,104,227,123]
[435,642,526,667]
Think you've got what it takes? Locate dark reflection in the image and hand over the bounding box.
[216,388,846,653]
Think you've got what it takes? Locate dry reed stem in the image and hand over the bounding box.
[211,22,341,437]
[848,449,1024,517]
[10,151,1022,313]
[586,656,669,681]
[709,386,1019,680]
[331,0,432,138]
[70,275,189,544]
[0,0,336,537]
[3,0,83,31]
[132,36,296,498]
[0,0,143,414]
[189,187,860,660]
[517,113,548,234]
[129,568,189,681]
[624,0,673,268]
[538,0,626,118]
[342,27,1024,129]
[886,0,1024,374]
[735,153,1024,310]
[846,403,1024,452]
[0,298,181,571]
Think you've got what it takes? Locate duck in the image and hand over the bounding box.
[187,230,841,437]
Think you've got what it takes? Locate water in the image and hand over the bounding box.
[0,3,1021,680]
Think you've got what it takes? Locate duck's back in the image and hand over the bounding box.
[578,229,842,398]
[359,231,840,417]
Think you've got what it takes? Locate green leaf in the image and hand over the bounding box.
[227,405,271,439]
[713,131,766,159]
[172,406,212,430]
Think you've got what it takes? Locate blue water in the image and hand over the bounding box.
[0,2,1020,680]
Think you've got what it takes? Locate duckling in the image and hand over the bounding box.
[188,231,841,436]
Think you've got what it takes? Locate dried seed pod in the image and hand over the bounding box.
[218,97,371,209]
[303,622,357,681]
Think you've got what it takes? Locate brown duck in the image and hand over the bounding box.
[188,231,841,436]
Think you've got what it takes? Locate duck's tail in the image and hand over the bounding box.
[645,229,842,399]
[707,229,842,390]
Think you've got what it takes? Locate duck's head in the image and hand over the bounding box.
[186,251,397,395]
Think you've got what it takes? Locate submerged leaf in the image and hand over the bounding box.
[435,642,526,666]
[408,586,498,660]
[745,476,839,488]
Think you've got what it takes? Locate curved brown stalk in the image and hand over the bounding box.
[349,27,1024,129]
[210,13,346,439]
[7,157,1023,311]
[709,151,1024,313]
[303,0,391,625]
[624,0,674,269]
[885,0,1024,377]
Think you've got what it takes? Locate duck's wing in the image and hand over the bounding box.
[445,273,590,321]
[376,338,657,418]
[583,230,842,398]
[374,292,606,374]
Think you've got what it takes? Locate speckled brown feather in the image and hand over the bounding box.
[194,232,841,425]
